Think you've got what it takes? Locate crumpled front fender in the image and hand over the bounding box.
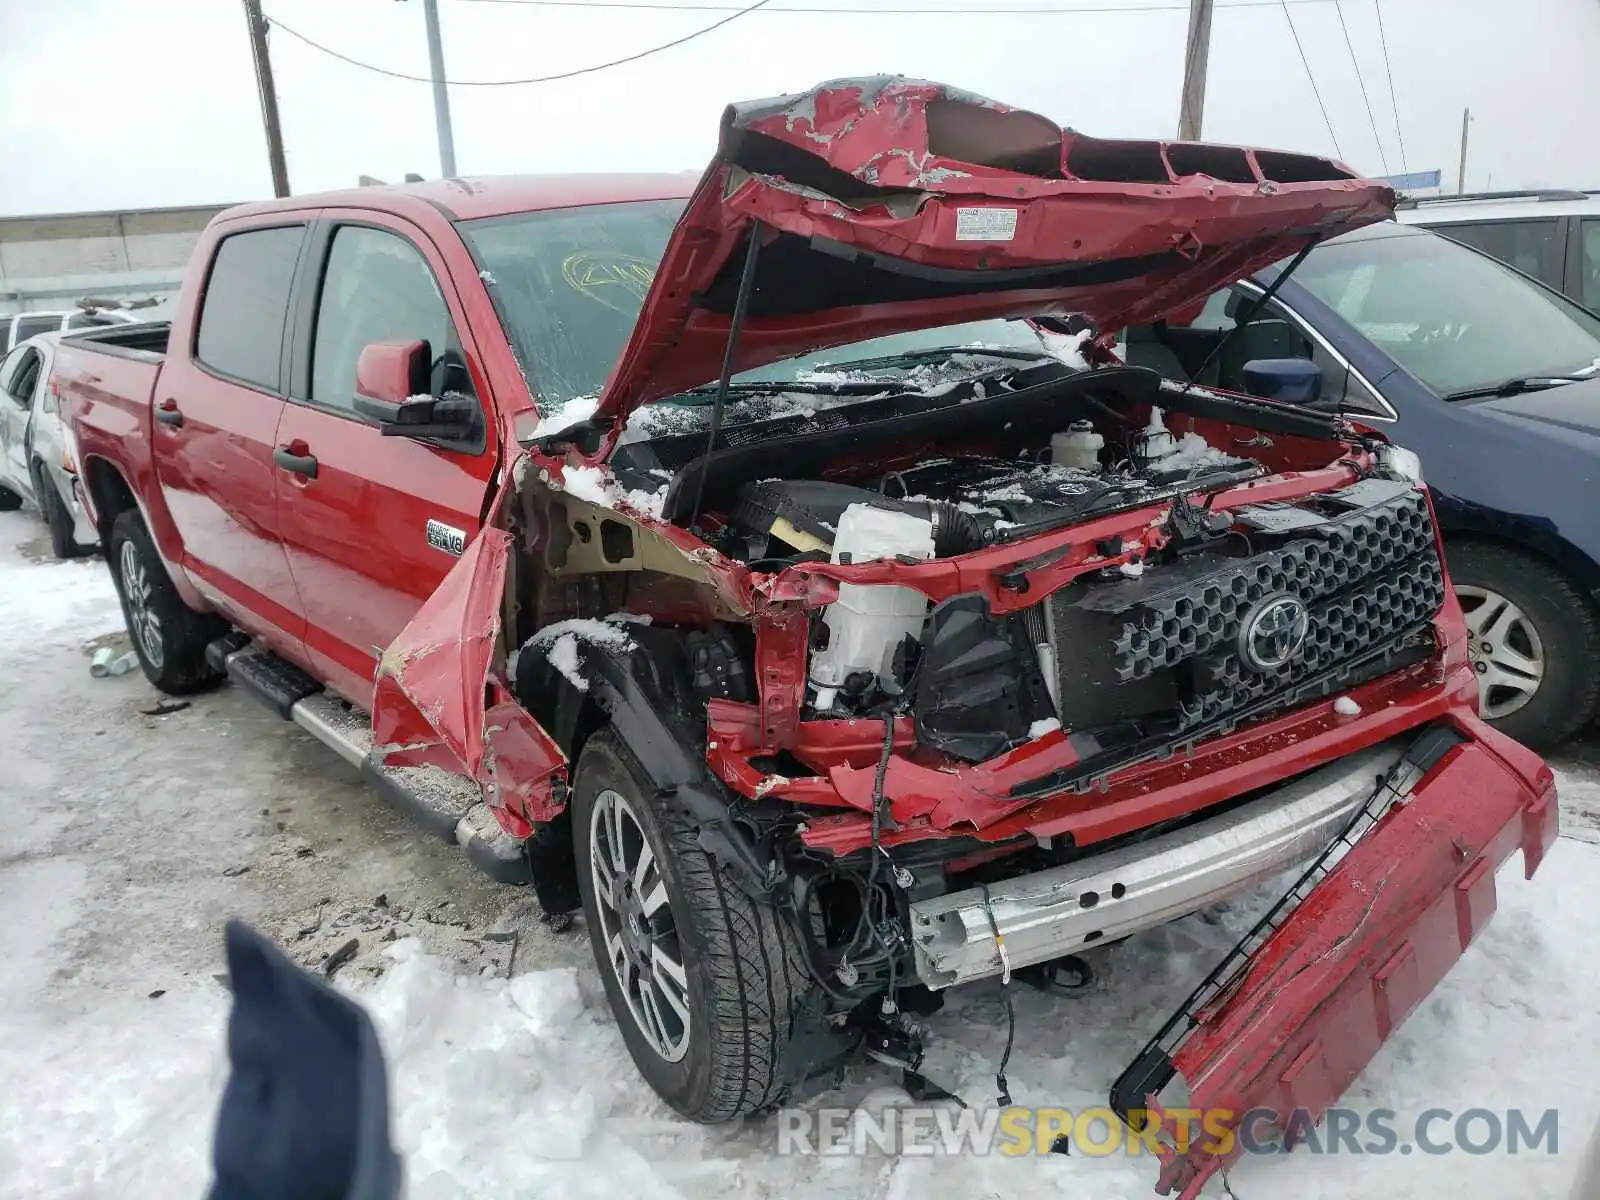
[371,514,566,839]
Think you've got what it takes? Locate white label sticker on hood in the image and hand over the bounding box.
[955,207,1019,242]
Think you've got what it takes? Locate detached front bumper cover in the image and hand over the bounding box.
[1112,721,1559,1199]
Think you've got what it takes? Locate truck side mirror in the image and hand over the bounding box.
[352,340,429,419]
[1242,358,1323,406]
[352,340,479,446]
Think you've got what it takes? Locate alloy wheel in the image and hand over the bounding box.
[119,539,164,670]
[589,787,692,1062]
[1457,584,1545,720]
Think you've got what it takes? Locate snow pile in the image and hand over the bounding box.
[617,402,703,445]
[526,617,634,651]
[559,464,668,520]
[546,635,586,691]
[7,843,1600,1197]
[1027,717,1061,739]
[1118,558,1146,579]
[366,944,665,1191]
[0,512,124,658]
[1554,763,1600,845]
[534,394,600,438]
[1159,430,1247,475]
[1035,327,1094,370]
[1333,695,1363,716]
[515,618,635,693]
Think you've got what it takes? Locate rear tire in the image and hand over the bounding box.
[35,467,84,561]
[572,729,814,1122]
[108,509,227,695]
[1446,540,1600,750]
[0,484,20,512]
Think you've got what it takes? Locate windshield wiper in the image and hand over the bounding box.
[812,345,1053,375]
[668,346,1052,404]
[1442,374,1592,402]
[671,378,889,400]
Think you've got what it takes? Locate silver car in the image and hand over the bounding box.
[0,333,97,558]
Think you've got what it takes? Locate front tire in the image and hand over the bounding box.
[1447,540,1600,750]
[572,729,813,1122]
[108,510,227,694]
[0,484,20,512]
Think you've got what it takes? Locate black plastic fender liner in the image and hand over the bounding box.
[523,818,582,913]
[513,624,784,901]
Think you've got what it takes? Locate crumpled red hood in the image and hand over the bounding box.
[593,75,1395,422]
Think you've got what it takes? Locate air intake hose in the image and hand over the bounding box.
[929,501,986,557]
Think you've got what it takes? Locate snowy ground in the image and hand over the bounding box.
[1,506,1598,1199]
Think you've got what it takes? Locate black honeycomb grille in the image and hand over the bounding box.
[1181,554,1444,726]
[1047,483,1444,735]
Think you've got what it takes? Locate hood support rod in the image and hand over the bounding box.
[1182,236,1318,392]
[687,221,765,531]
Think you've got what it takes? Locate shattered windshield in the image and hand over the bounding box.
[462,199,1065,421]
[460,199,685,408]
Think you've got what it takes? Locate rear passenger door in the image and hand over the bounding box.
[153,222,310,662]
[273,214,499,704]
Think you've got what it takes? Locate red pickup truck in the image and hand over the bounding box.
[61,78,1556,1196]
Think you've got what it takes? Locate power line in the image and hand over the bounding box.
[450,0,1338,11]
[1279,1,1343,161]
[1334,0,1389,173]
[1373,0,1408,172]
[266,0,773,86]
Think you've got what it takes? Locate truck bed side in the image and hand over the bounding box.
[57,323,203,606]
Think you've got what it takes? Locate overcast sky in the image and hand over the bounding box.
[1,0,1595,216]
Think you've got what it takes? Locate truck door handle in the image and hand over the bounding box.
[155,399,184,428]
[273,444,318,479]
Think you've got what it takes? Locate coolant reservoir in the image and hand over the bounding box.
[1051,420,1104,472]
[808,504,935,709]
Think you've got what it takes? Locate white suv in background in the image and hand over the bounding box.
[0,332,98,558]
[1,308,143,354]
[1396,189,1600,312]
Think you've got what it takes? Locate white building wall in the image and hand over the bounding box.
[0,204,232,319]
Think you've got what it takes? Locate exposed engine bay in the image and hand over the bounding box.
[514,344,1445,1042]
[730,462,1442,784]
[603,361,1291,540]
[586,356,1442,790]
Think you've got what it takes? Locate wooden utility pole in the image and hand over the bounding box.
[1177,0,1215,140]
[1456,107,1472,194]
[242,0,290,197]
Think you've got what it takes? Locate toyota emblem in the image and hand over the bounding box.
[1238,593,1309,671]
